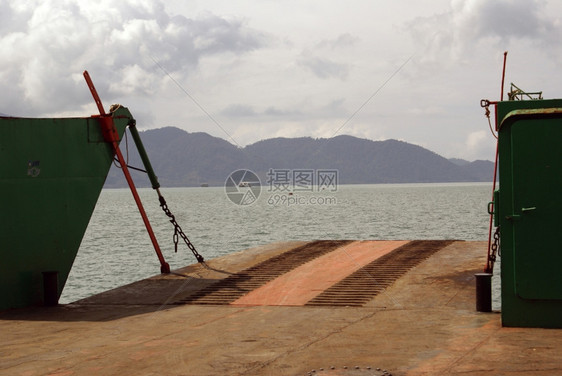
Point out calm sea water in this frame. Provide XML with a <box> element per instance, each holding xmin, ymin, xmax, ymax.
<box><xmin>61</xmin><ymin>183</ymin><xmax>499</xmax><ymax>307</ymax></box>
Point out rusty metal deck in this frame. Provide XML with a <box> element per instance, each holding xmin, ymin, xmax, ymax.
<box><xmin>306</xmin><ymin>240</ymin><xmax>455</xmax><ymax>307</ymax></box>
<box><xmin>2</xmin><ymin>240</ymin><xmax>561</xmax><ymax>376</ymax></box>
<box><xmin>174</xmin><ymin>240</ymin><xmax>454</xmax><ymax>308</ymax></box>
<box><xmin>174</xmin><ymin>240</ymin><xmax>353</xmax><ymax>305</ymax></box>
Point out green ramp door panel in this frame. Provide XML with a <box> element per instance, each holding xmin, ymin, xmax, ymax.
<box><xmin>510</xmin><ymin>118</ymin><xmax>562</xmax><ymax>300</ymax></box>
<box><xmin>0</xmin><ymin>107</ymin><xmax>132</xmax><ymax>310</ymax></box>
<box><xmin>497</xmin><ymin>99</ymin><xmax>562</xmax><ymax>328</ymax></box>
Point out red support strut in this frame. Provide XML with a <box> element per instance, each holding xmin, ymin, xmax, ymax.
<box><xmin>83</xmin><ymin>71</ymin><xmax>170</xmax><ymax>274</ymax></box>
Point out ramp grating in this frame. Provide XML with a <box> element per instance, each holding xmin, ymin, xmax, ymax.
<box><xmin>174</xmin><ymin>240</ymin><xmax>352</xmax><ymax>305</ymax></box>
<box><xmin>305</xmin><ymin>240</ymin><xmax>455</xmax><ymax>307</ymax></box>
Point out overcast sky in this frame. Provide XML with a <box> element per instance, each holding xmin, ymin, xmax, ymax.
<box><xmin>2</xmin><ymin>0</ymin><xmax>561</xmax><ymax>161</ymax></box>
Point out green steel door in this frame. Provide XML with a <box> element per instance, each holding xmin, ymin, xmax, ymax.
<box><xmin>510</xmin><ymin>118</ymin><xmax>562</xmax><ymax>300</ymax></box>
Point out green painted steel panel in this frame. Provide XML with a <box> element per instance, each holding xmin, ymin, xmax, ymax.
<box><xmin>497</xmin><ymin>99</ymin><xmax>562</xmax><ymax>328</ymax></box>
<box><xmin>511</xmin><ymin>118</ymin><xmax>562</xmax><ymax>299</ymax></box>
<box><xmin>0</xmin><ymin>107</ymin><xmax>132</xmax><ymax>310</ymax></box>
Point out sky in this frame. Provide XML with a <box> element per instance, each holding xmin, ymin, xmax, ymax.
<box><xmin>1</xmin><ymin>0</ymin><xmax>561</xmax><ymax>161</ymax></box>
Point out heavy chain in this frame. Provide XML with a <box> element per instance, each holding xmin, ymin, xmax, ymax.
<box><xmin>488</xmin><ymin>226</ymin><xmax>500</xmax><ymax>270</ymax></box>
<box><xmin>158</xmin><ymin>193</ymin><xmax>205</xmax><ymax>263</ymax></box>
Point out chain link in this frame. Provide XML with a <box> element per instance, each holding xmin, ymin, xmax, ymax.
<box><xmin>488</xmin><ymin>226</ymin><xmax>500</xmax><ymax>270</ymax></box>
<box><xmin>158</xmin><ymin>193</ymin><xmax>205</xmax><ymax>263</ymax></box>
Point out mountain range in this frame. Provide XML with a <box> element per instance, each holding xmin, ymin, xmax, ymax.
<box><xmin>104</xmin><ymin>126</ymin><xmax>494</xmax><ymax>188</ymax></box>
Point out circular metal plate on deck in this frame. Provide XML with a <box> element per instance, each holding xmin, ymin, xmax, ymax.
<box><xmin>304</xmin><ymin>366</ymin><xmax>392</xmax><ymax>376</ymax></box>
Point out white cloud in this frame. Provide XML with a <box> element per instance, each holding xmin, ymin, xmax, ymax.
<box><xmin>460</xmin><ymin>129</ymin><xmax>495</xmax><ymax>161</ymax></box>
<box><xmin>297</xmin><ymin>54</ymin><xmax>350</xmax><ymax>80</ymax></box>
<box><xmin>2</xmin><ymin>0</ymin><xmax>561</xmax><ymax>161</ymax></box>
<box><xmin>316</xmin><ymin>33</ymin><xmax>359</xmax><ymax>50</ymax></box>
<box><xmin>466</xmin><ymin>129</ymin><xmax>487</xmax><ymax>150</ymax></box>
<box><xmin>0</xmin><ymin>0</ymin><xmax>267</xmax><ymax>116</ymax></box>
<box><xmin>408</xmin><ymin>0</ymin><xmax>562</xmax><ymax>65</ymax></box>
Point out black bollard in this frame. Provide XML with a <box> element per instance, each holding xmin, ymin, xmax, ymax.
<box><xmin>475</xmin><ymin>272</ymin><xmax>492</xmax><ymax>312</ymax></box>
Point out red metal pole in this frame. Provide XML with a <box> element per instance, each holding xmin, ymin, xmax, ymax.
<box><xmin>83</xmin><ymin>70</ymin><xmax>106</xmax><ymax>116</ymax></box>
<box><xmin>485</xmin><ymin>53</ymin><xmax>506</xmax><ymax>273</ymax></box>
<box><xmin>110</xmin><ymin>138</ymin><xmax>170</xmax><ymax>273</ymax></box>
<box><xmin>485</xmin><ymin>137</ymin><xmax>499</xmax><ymax>273</ymax></box>
<box><xmin>83</xmin><ymin>71</ymin><xmax>170</xmax><ymax>274</ymax></box>
<box><xmin>500</xmin><ymin>51</ymin><xmax>508</xmax><ymax>101</ymax></box>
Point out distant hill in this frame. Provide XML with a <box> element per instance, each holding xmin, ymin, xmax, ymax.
<box><xmin>104</xmin><ymin>127</ymin><xmax>494</xmax><ymax>188</ymax></box>
<box><xmin>448</xmin><ymin>158</ymin><xmax>471</xmax><ymax>166</ymax></box>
